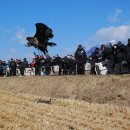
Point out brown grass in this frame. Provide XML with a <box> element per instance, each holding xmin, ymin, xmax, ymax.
<box><xmin>0</xmin><ymin>90</ymin><xmax>130</xmax><ymax>130</ymax></box>
<box><xmin>0</xmin><ymin>75</ymin><xmax>130</xmax><ymax>106</ymax></box>
<box><xmin>0</xmin><ymin>75</ymin><xmax>130</xmax><ymax>129</ymax></box>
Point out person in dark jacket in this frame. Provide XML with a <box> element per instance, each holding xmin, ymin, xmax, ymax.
<box><xmin>9</xmin><ymin>59</ymin><xmax>17</xmax><ymax>76</ymax></box>
<box><xmin>20</xmin><ymin>58</ymin><xmax>29</xmax><ymax>76</ymax></box>
<box><xmin>62</xmin><ymin>55</ymin><xmax>70</xmax><ymax>75</ymax></box>
<box><xmin>90</xmin><ymin>48</ymin><xmax>100</xmax><ymax>75</ymax></box>
<box><xmin>2</xmin><ymin>61</ymin><xmax>7</xmax><ymax>77</ymax></box>
<box><xmin>53</xmin><ymin>54</ymin><xmax>63</xmax><ymax>75</ymax></box>
<box><xmin>75</xmin><ymin>45</ymin><xmax>87</xmax><ymax>75</ymax></box>
<box><xmin>44</xmin><ymin>54</ymin><xmax>52</xmax><ymax>75</ymax></box>
<box><xmin>125</xmin><ymin>38</ymin><xmax>130</xmax><ymax>73</ymax></box>
<box><xmin>101</xmin><ymin>44</ymin><xmax>113</xmax><ymax>61</ymax></box>
<box><xmin>101</xmin><ymin>44</ymin><xmax>115</xmax><ymax>73</ymax></box>
<box><xmin>35</xmin><ymin>55</ymin><xmax>41</xmax><ymax>75</ymax></box>
<box><xmin>68</xmin><ymin>55</ymin><xmax>76</xmax><ymax>75</ymax></box>
<box><xmin>114</xmin><ymin>42</ymin><xmax>126</xmax><ymax>74</ymax></box>
<box><xmin>0</xmin><ymin>60</ymin><xmax>3</xmax><ymax>77</ymax></box>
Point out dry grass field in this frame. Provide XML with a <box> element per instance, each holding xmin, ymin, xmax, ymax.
<box><xmin>0</xmin><ymin>74</ymin><xmax>130</xmax><ymax>130</ymax></box>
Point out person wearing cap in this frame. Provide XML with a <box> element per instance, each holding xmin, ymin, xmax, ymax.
<box><xmin>125</xmin><ymin>38</ymin><xmax>130</xmax><ymax>73</ymax></box>
<box><xmin>74</xmin><ymin>45</ymin><xmax>87</xmax><ymax>75</ymax></box>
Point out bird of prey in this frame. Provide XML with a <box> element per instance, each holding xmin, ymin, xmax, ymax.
<box><xmin>26</xmin><ymin>23</ymin><xmax>57</xmax><ymax>54</ymax></box>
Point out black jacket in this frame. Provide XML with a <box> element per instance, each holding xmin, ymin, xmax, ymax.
<box><xmin>21</xmin><ymin>61</ymin><xmax>29</xmax><ymax>68</ymax></box>
<box><xmin>10</xmin><ymin>61</ymin><xmax>17</xmax><ymax>69</ymax></box>
<box><xmin>125</xmin><ymin>44</ymin><xmax>130</xmax><ymax>62</ymax></box>
<box><xmin>75</xmin><ymin>49</ymin><xmax>87</xmax><ymax>64</ymax></box>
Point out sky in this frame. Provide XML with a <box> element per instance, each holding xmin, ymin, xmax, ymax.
<box><xmin>0</xmin><ymin>0</ymin><xmax>130</xmax><ymax>61</ymax></box>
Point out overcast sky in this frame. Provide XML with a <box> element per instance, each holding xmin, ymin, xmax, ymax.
<box><xmin>0</xmin><ymin>0</ymin><xmax>130</xmax><ymax>61</ymax></box>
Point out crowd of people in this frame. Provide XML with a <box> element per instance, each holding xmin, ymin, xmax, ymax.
<box><xmin>0</xmin><ymin>44</ymin><xmax>87</xmax><ymax>77</ymax></box>
<box><xmin>89</xmin><ymin>38</ymin><xmax>130</xmax><ymax>75</ymax></box>
<box><xmin>0</xmin><ymin>38</ymin><xmax>130</xmax><ymax>77</ymax></box>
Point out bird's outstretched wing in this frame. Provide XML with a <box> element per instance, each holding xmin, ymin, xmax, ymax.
<box><xmin>34</xmin><ymin>23</ymin><xmax>48</xmax><ymax>38</ymax></box>
<box><xmin>34</xmin><ymin>23</ymin><xmax>53</xmax><ymax>42</ymax></box>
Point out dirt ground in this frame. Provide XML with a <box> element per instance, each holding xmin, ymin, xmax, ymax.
<box><xmin>0</xmin><ymin>74</ymin><xmax>130</xmax><ymax>130</ymax></box>
<box><xmin>0</xmin><ymin>74</ymin><xmax>130</xmax><ymax>106</ymax></box>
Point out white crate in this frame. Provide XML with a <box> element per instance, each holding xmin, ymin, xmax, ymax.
<box><xmin>53</xmin><ymin>65</ymin><xmax>59</xmax><ymax>72</ymax></box>
<box><xmin>24</xmin><ymin>68</ymin><xmax>32</xmax><ymax>76</ymax></box>
<box><xmin>95</xmin><ymin>62</ymin><xmax>108</xmax><ymax>75</ymax></box>
<box><xmin>85</xmin><ymin>63</ymin><xmax>91</xmax><ymax>70</ymax></box>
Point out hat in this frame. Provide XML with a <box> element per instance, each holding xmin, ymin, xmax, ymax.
<box><xmin>117</xmin><ymin>41</ymin><xmax>122</xmax><ymax>45</ymax></box>
<box><xmin>101</xmin><ymin>44</ymin><xmax>105</xmax><ymax>49</ymax></box>
<box><xmin>78</xmin><ymin>45</ymin><xmax>82</xmax><ymax>48</ymax></box>
<box><xmin>23</xmin><ymin>58</ymin><xmax>26</xmax><ymax>61</ymax></box>
<box><xmin>110</xmin><ymin>40</ymin><xmax>117</xmax><ymax>47</ymax></box>
<box><xmin>95</xmin><ymin>47</ymin><xmax>99</xmax><ymax>51</ymax></box>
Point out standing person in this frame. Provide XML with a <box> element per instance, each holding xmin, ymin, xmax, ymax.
<box><xmin>62</xmin><ymin>55</ymin><xmax>70</xmax><ymax>75</ymax></box>
<box><xmin>20</xmin><ymin>58</ymin><xmax>29</xmax><ymax>76</ymax></box>
<box><xmin>53</xmin><ymin>54</ymin><xmax>63</xmax><ymax>75</ymax></box>
<box><xmin>35</xmin><ymin>55</ymin><xmax>41</xmax><ymax>75</ymax></box>
<box><xmin>9</xmin><ymin>59</ymin><xmax>17</xmax><ymax>76</ymax></box>
<box><xmin>75</xmin><ymin>45</ymin><xmax>87</xmax><ymax>75</ymax></box>
<box><xmin>114</xmin><ymin>42</ymin><xmax>126</xmax><ymax>74</ymax></box>
<box><xmin>31</xmin><ymin>58</ymin><xmax>35</xmax><ymax>75</ymax></box>
<box><xmin>90</xmin><ymin>48</ymin><xmax>100</xmax><ymax>75</ymax></box>
<box><xmin>125</xmin><ymin>38</ymin><xmax>130</xmax><ymax>73</ymax></box>
<box><xmin>39</xmin><ymin>55</ymin><xmax>45</xmax><ymax>75</ymax></box>
<box><xmin>6</xmin><ymin>60</ymin><xmax>11</xmax><ymax>77</ymax></box>
<box><xmin>44</xmin><ymin>54</ymin><xmax>52</xmax><ymax>75</ymax></box>
<box><xmin>68</xmin><ymin>55</ymin><xmax>76</xmax><ymax>75</ymax></box>
<box><xmin>101</xmin><ymin>44</ymin><xmax>115</xmax><ymax>73</ymax></box>
<box><xmin>2</xmin><ymin>61</ymin><xmax>7</xmax><ymax>77</ymax></box>
<box><xmin>0</xmin><ymin>60</ymin><xmax>3</xmax><ymax>77</ymax></box>
<box><xmin>101</xmin><ymin>44</ymin><xmax>112</xmax><ymax>61</ymax></box>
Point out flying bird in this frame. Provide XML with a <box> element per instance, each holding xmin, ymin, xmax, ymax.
<box><xmin>26</xmin><ymin>23</ymin><xmax>57</xmax><ymax>54</ymax></box>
